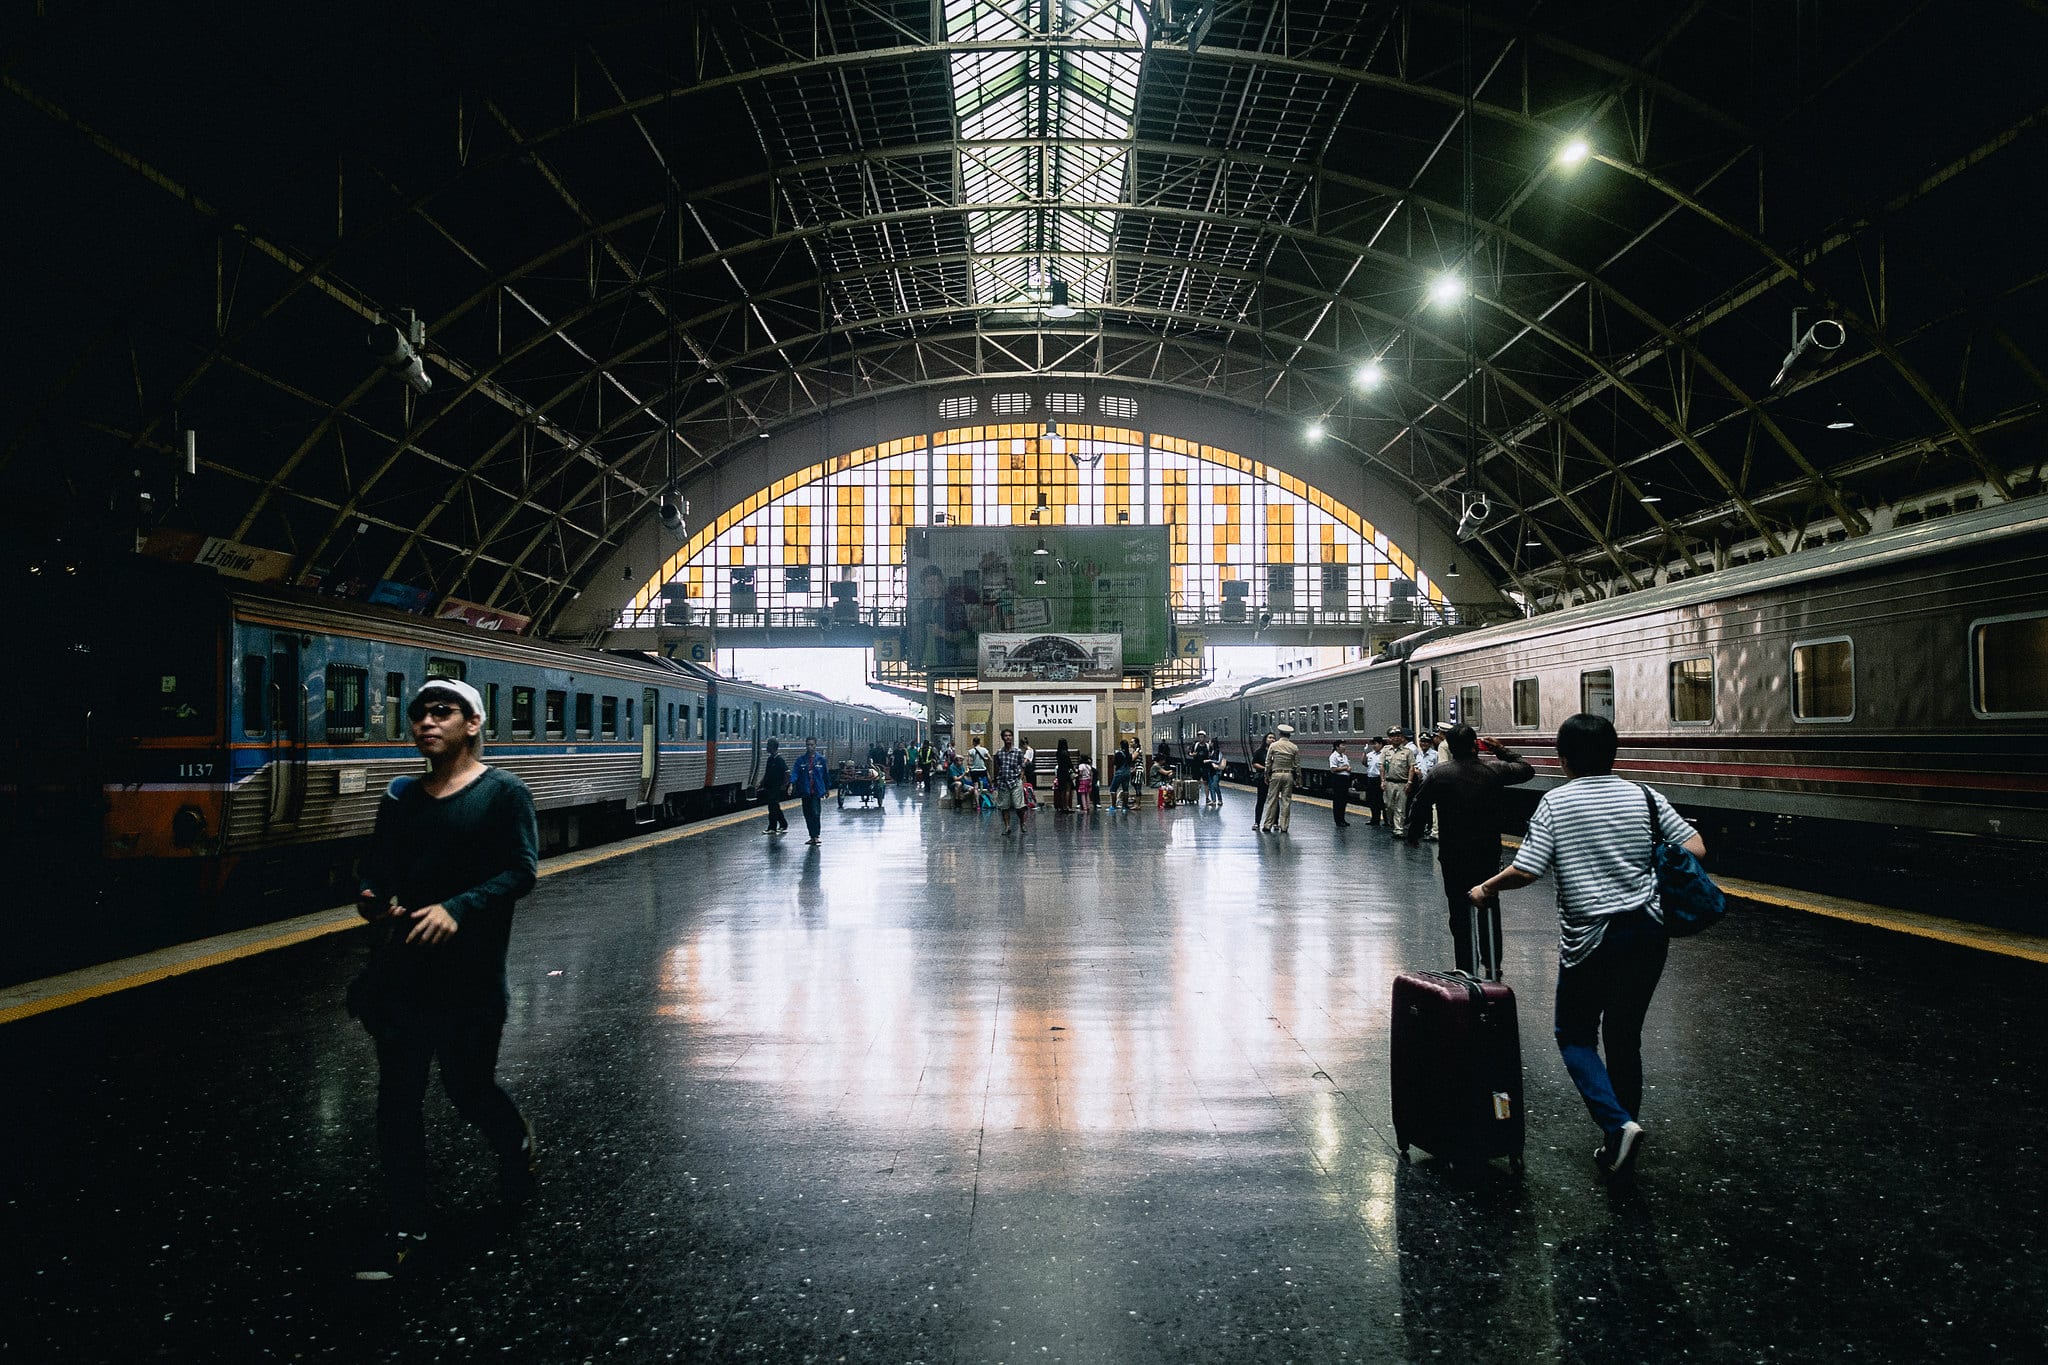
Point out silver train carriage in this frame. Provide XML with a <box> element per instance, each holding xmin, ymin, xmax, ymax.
<box><xmin>1161</xmin><ymin>497</ymin><xmax>2048</xmax><ymax>839</ymax></box>
<box><xmin>5</xmin><ymin>559</ymin><xmax>917</xmax><ymax>906</ymax></box>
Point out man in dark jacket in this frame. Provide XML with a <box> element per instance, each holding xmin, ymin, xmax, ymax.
<box><xmin>760</xmin><ymin>739</ymin><xmax>790</xmax><ymax>835</ymax></box>
<box><xmin>1249</xmin><ymin>732</ymin><xmax>1272</xmax><ymax>828</ymax></box>
<box><xmin>1407</xmin><ymin>724</ymin><xmax>1534</xmax><ymax>973</ymax></box>
<box><xmin>353</xmin><ymin>678</ymin><xmax>540</xmax><ymax>1281</ymax></box>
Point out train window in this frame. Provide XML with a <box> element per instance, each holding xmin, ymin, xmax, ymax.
<box><xmin>1579</xmin><ymin>669</ymin><xmax>1616</xmax><ymax>723</ymax></box>
<box><xmin>241</xmin><ymin>656</ymin><xmax>267</xmax><ymax>736</ymax></box>
<box><xmin>486</xmin><ymin>683</ymin><xmax>501</xmax><ymax>739</ymax></box>
<box><xmin>325</xmin><ymin>665</ymin><xmax>368</xmax><ymax>742</ymax></box>
<box><xmin>544</xmin><ymin>690</ymin><xmax>565</xmax><ymax>739</ymax></box>
<box><xmin>666</xmin><ymin>702</ymin><xmax>675</xmax><ymax>739</ymax></box>
<box><xmin>384</xmin><ymin>672</ymin><xmax>408</xmax><ymax>740</ymax></box>
<box><xmin>1669</xmin><ymin>658</ymin><xmax>1714</xmax><ymax>724</ymax></box>
<box><xmin>625</xmin><ymin>697</ymin><xmax>634</xmax><ymax>737</ymax></box>
<box><xmin>1512</xmin><ymin>678</ymin><xmax>1540</xmax><ymax>728</ymax></box>
<box><xmin>1791</xmin><ymin>638</ymin><xmax>1855</xmax><ymax>722</ymax></box>
<box><xmin>695</xmin><ymin>699</ymin><xmax>705</xmax><ymax>738</ymax></box>
<box><xmin>720</xmin><ymin>707</ymin><xmax>729</xmax><ymax>736</ymax></box>
<box><xmin>425</xmin><ymin>657</ymin><xmax>465</xmax><ymax>682</ymax></box>
<box><xmin>1972</xmin><ymin>613</ymin><xmax>2048</xmax><ymax>717</ymax></box>
<box><xmin>1459</xmin><ymin>686</ymin><xmax>1482</xmax><ymax>731</ymax></box>
<box><xmin>513</xmin><ymin>687</ymin><xmax>535</xmax><ymax>738</ymax></box>
<box><xmin>1352</xmin><ymin>702</ymin><xmax>1365</xmax><ymax>732</ymax></box>
<box><xmin>600</xmin><ymin>696</ymin><xmax>618</xmax><ymax>739</ymax></box>
<box><xmin>574</xmin><ymin>693</ymin><xmax>594</xmax><ymax>739</ymax></box>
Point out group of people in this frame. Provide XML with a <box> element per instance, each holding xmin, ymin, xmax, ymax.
<box><xmin>342</xmin><ymin>678</ymin><xmax>1705</xmax><ymax>1281</ymax></box>
<box><xmin>1234</xmin><ymin>711</ymin><xmax>1702</xmax><ymax>1181</ymax></box>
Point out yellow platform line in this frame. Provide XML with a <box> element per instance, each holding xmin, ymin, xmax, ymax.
<box><xmin>1245</xmin><ymin>788</ymin><xmax>2048</xmax><ymax>965</ymax></box>
<box><xmin>0</xmin><ymin>805</ymin><xmax>763</xmax><ymax>1028</ymax></box>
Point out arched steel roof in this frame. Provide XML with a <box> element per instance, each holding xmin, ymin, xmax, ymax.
<box><xmin>4</xmin><ymin>0</ymin><xmax>2044</xmax><ymax>631</ymax></box>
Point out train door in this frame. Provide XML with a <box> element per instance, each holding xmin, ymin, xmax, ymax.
<box><xmin>639</xmin><ymin>687</ymin><xmax>660</xmax><ymax>805</ymax></box>
<box><xmin>263</xmin><ymin>634</ymin><xmax>307</xmax><ymax>825</ymax></box>
<box><xmin>748</xmin><ymin>702</ymin><xmax>764</xmax><ymax>786</ymax></box>
<box><xmin>1411</xmin><ymin>667</ymin><xmax>1436</xmax><ymax>737</ymax></box>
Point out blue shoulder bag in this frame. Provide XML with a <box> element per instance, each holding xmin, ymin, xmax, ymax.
<box><xmin>1642</xmin><ymin>786</ymin><xmax>1725</xmax><ymax>937</ymax></box>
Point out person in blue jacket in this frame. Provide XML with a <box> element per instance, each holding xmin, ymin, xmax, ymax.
<box><xmin>790</xmin><ymin>735</ymin><xmax>832</xmax><ymax>845</ymax></box>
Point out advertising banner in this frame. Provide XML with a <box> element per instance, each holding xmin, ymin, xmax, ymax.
<box><xmin>1015</xmin><ymin>696</ymin><xmax>1098</xmax><ymax>731</ymax></box>
<box><xmin>436</xmin><ymin>596</ymin><xmax>533</xmax><ymax>634</ymax></box>
<box><xmin>978</xmin><ymin>632</ymin><xmax>1123</xmax><ymax>682</ymax></box>
<box><xmin>906</xmin><ymin>525</ymin><xmax>1170</xmax><ymax>671</ymax></box>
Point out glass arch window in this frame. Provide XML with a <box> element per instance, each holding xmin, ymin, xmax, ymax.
<box><xmin>625</xmin><ymin>426</ymin><xmax>1446</xmax><ymax>626</ymax></box>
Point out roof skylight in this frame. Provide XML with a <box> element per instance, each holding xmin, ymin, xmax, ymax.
<box><xmin>945</xmin><ymin>0</ymin><xmax>1142</xmax><ymax>310</ymax></box>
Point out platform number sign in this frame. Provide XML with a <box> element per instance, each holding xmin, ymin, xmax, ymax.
<box><xmin>1179</xmin><ymin>633</ymin><xmax>1206</xmax><ymax>659</ymax></box>
<box><xmin>666</xmin><ymin>628</ymin><xmax>716</xmax><ymax>665</ymax></box>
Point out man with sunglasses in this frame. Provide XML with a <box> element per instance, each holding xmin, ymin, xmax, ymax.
<box><xmin>351</xmin><ymin>678</ymin><xmax>539</xmax><ymax>1281</ymax></box>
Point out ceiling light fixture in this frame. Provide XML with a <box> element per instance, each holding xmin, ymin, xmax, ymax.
<box><xmin>1353</xmin><ymin>360</ymin><xmax>1384</xmax><ymax>391</ymax></box>
<box><xmin>1826</xmin><ymin>404</ymin><xmax>1856</xmax><ymax>431</ymax></box>
<box><xmin>1034</xmin><ymin>538</ymin><xmax>1050</xmax><ymax>557</ymax></box>
<box><xmin>1429</xmin><ymin>274</ymin><xmax>1466</xmax><ymax>307</ymax></box>
<box><xmin>1041</xmin><ymin>419</ymin><xmax>1067</xmax><ymax>455</ymax></box>
<box><xmin>1305</xmin><ymin>420</ymin><xmax>1327</xmax><ymax>441</ymax></box>
<box><xmin>1446</xmin><ymin>561</ymin><xmax>1460</xmax><ymax>579</ymax></box>
<box><xmin>1033</xmin><ymin>564</ymin><xmax>1048</xmax><ymax>586</ymax></box>
<box><xmin>1045</xmin><ymin>280</ymin><xmax>1076</xmax><ymax>319</ymax></box>
<box><xmin>1557</xmin><ymin>137</ymin><xmax>1591</xmax><ymax>167</ymax></box>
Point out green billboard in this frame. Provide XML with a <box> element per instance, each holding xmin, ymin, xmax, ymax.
<box><xmin>905</xmin><ymin>525</ymin><xmax>1171</xmax><ymax>672</ymax></box>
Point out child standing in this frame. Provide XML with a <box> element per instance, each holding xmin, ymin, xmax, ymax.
<box><xmin>1075</xmin><ymin>758</ymin><xmax>1095</xmax><ymax>815</ymax></box>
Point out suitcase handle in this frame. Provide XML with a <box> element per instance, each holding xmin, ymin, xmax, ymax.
<box><xmin>1464</xmin><ymin>896</ymin><xmax>1505</xmax><ymax>984</ymax></box>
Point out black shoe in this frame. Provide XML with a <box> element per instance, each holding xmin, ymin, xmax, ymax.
<box><xmin>1596</xmin><ymin>1121</ymin><xmax>1646</xmax><ymax>1178</ymax></box>
<box><xmin>354</xmin><ymin>1231</ymin><xmax>429</xmax><ymax>1281</ymax></box>
<box><xmin>501</xmin><ymin>1115</ymin><xmax>539</xmax><ymax>1205</ymax></box>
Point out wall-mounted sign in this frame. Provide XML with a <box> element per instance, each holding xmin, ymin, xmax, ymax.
<box><xmin>978</xmin><ymin>632</ymin><xmax>1123</xmax><ymax>682</ymax></box>
<box><xmin>1016</xmin><ymin>696</ymin><xmax>1098</xmax><ymax>730</ymax></box>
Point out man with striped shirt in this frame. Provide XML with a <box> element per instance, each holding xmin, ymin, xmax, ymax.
<box><xmin>1472</xmin><ymin>713</ymin><xmax>1706</xmax><ymax>1181</ymax></box>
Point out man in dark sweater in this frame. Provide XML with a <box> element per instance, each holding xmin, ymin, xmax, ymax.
<box><xmin>760</xmin><ymin>738</ymin><xmax>790</xmax><ymax>834</ymax></box>
<box><xmin>1407</xmin><ymin>724</ymin><xmax>1534</xmax><ymax>974</ymax></box>
<box><xmin>352</xmin><ymin>678</ymin><xmax>539</xmax><ymax>1280</ymax></box>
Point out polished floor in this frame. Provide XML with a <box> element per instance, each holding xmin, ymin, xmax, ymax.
<box><xmin>4</xmin><ymin>785</ymin><xmax>2046</xmax><ymax>1363</ymax></box>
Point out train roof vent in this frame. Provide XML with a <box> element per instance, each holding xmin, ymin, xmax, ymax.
<box><xmin>1895</xmin><ymin>507</ymin><xmax>1925</xmax><ymax>526</ymax></box>
<box><xmin>1952</xmin><ymin>493</ymin><xmax>1982</xmax><ymax>513</ymax></box>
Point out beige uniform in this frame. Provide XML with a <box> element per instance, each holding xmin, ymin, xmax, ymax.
<box><xmin>1381</xmin><ymin>741</ymin><xmax>1418</xmax><ymax>836</ymax></box>
<box><xmin>1263</xmin><ymin>738</ymin><xmax>1301</xmax><ymax>831</ymax></box>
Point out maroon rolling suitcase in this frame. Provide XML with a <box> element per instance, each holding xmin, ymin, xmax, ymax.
<box><xmin>1390</xmin><ymin>899</ymin><xmax>1525</xmax><ymax>1171</ymax></box>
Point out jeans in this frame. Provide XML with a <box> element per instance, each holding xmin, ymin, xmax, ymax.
<box><xmin>1252</xmin><ymin>780</ymin><xmax>1267</xmax><ymax>827</ymax></box>
<box><xmin>375</xmin><ymin>1009</ymin><xmax>526</xmax><ymax>1230</ymax></box>
<box><xmin>1553</xmin><ymin>907</ymin><xmax>1668</xmax><ymax>1135</ymax></box>
<box><xmin>1205</xmin><ymin>769</ymin><xmax>1222</xmax><ymax>803</ymax></box>
<box><xmin>801</xmin><ymin>794</ymin><xmax>823</xmax><ymax>838</ymax></box>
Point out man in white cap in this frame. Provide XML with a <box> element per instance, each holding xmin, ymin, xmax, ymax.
<box><xmin>351</xmin><ymin>677</ymin><xmax>540</xmax><ymax>1280</ymax></box>
<box><xmin>1261</xmin><ymin>723</ymin><xmax>1301</xmax><ymax>833</ymax></box>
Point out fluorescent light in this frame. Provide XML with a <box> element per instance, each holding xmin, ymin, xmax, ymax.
<box><xmin>1557</xmin><ymin>137</ymin><xmax>1591</xmax><ymax>167</ymax></box>
<box><xmin>1353</xmin><ymin>360</ymin><xmax>1384</xmax><ymax>391</ymax></box>
<box><xmin>1429</xmin><ymin>274</ymin><xmax>1466</xmax><ymax>307</ymax></box>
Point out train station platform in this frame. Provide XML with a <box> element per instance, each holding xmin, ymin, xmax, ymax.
<box><xmin>4</xmin><ymin>785</ymin><xmax>2044</xmax><ymax>1362</ymax></box>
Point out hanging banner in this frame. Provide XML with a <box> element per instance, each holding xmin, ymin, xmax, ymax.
<box><xmin>906</xmin><ymin>525</ymin><xmax>1170</xmax><ymax>669</ymax></box>
<box><xmin>978</xmin><ymin>632</ymin><xmax>1123</xmax><ymax>682</ymax></box>
<box><xmin>1015</xmin><ymin>696</ymin><xmax>1098</xmax><ymax>730</ymax></box>
<box><xmin>436</xmin><ymin>596</ymin><xmax>533</xmax><ymax>634</ymax></box>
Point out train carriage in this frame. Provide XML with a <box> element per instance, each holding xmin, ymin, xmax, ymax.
<box><xmin>5</xmin><ymin>557</ymin><xmax>917</xmax><ymax>914</ymax></box>
<box><xmin>1155</xmin><ymin>497</ymin><xmax>2048</xmax><ymax>841</ymax></box>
